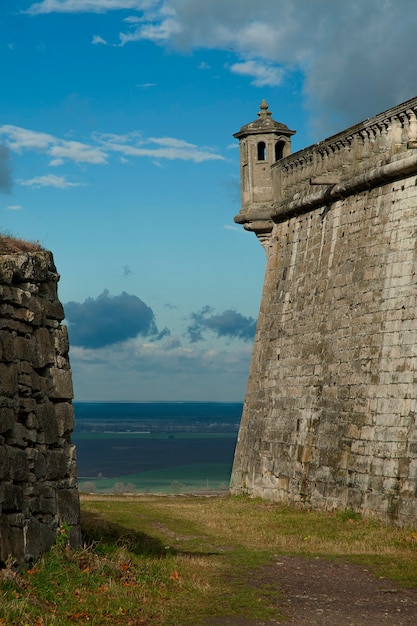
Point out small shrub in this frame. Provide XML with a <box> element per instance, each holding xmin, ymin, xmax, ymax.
<box><xmin>339</xmin><ymin>508</ymin><xmax>362</xmax><ymax>522</ymax></box>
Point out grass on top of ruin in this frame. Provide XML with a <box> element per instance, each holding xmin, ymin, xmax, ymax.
<box><xmin>0</xmin><ymin>232</ymin><xmax>43</xmax><ymax>254</ymax></box>
<box><xmin>2</xmin><ymin>494</ymin><xmax>417</xmax><ymax>625</ymax></box>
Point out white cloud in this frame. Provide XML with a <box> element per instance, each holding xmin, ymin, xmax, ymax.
<box><xmin>119</xmin><ymin>16</ymin><xmax>181</xmax><ymax>45</ymax></box>
<box><xmin>148</xmin><ymin>137</ymin><xmax>196</xmax><ymax>149</ymax></box>
<box><xmin>7</xmin><ymin>204</ymin><xmax>23</xmax><ymax>210</ymax></box>
<box><xmin>18</xmin><ymin>174</ymin><xmax>82</xmax><ymax>188</ymax></box>
<box><xmin>123</xmin><ymin>15</ymin><xmax>142</xmax><ymax>23</ymax></box>
<box><xmin>70</xmin><ymin>337</ymin><xmax>252</xmax><ymax>401</ymax></box>
<box><xmin>0</xmin><ymin>125</ymin><xmax>56</xmax><ymax>153</ymax></box>
<box><xmin>23</xmin><ymin>0</ymin><xmax>417</xmax><ymax>132</ymax></box>
<box><xmin>229</xmin><ymin>60</ymin><xmax>284</xmax><ymax>87</ymax></box>
<box><xmin>92</xmin><ymin>34</ymin><xmax>107</xmax><ymax>44</ymax></box>
<box><xmin>0</xmin><ymin>125</ymin><xmax>224</xmax><ymax>172</ymax></box>
<box><xmin>0</xmin><ymin>125</ymin><xmax>108</xmax><ymax>166</ymax></box>
<box><xmin>25</xmin><ymin>0</ymin><xmax>154</xmax><ymax>15</ymax></box>
<box><xmin>49</xmin><ymin>141</ymin><xmax>108</xmax><ymax>165</ymax></box>
<box><xmin>94</xmin><ymin>132</ymin><xmax>224</xmax><ymax>163</ymax></box>
<box><xmin>92</xmin><ymin>0</ymin><xmax>417</xmax><ymax>135</ymax></box>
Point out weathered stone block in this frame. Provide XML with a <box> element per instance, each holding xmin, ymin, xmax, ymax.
<box><xmin>0</xmin><ymin>408</ymin><xmax>15</xmax><ymax>435</ymax></box>
<box><xmin>24</xmin><ymin>518</ymin><xmax>56</xmax><ymax>562</ymax></box>
<box><xmin>53</xmin><ymin>325</ymin><xmax>70</xmax><ymax>356</ymax></box>
<box><xmin>57</xmin><ymin>488</ymin><xmax>81</xmax><ymax>527</ymax></box>
<box><xmin>36</xmin><ymin>403</ymin><xmax>59</xmax><ymax>444</ymax></box>
<box><xmin>0</xmin><ymin>521</ymin><xmax>24</xmax><ymax>563</ymax></box>
<box><xmin>44</xmin><ymin>299</ymin><xmax>65</xmax><ymax>323</ymax></box>
<box><xmin>0</xmin><ymin>330</ymin><xmax>15</xmax><ymax>362</ymax></box>
<box><xmin>0</xmin><ymin>447</ymin><xmax>10</xmax><ymax>480</ymax></box>
<box><xmin>14</xmin><ymin>335</ymin><xmax>35</xmax><ymax>363</ymax></box>
<box><xmin>32</xmin><ymin>328</ymin><xmax>53</xmax><ymax>369</ymax></box>
<box><xmin>26</xmin><ymin>448</ymin><xmax>47</xmax><ymax>479</ymax></box>
<box><xmin>28</xmin><ymin>483</ymin><xmax>57</xmax><ymax>515</ymax></box>
<box><xmin>55</xmin><ymin>402</ymin><xmax>75</xmax><ymax>436</ymax></box>
<box><xmin>2</xmin><ymin>484</ymin><xmax>24</xmax><ymax>512</ymax></box>
<box><xmin>48</xmin><ymin>367</ymin><xmax>73</xmax><ymax>400</ymax></box>
<box><xmin>0</xmin><ymin>363</ymin><xmax>18</xmax><ymax>397</ymax></box>
<box><xmin>45</xmin><ymin>449</ymin><xmax>70</xmax><ymax>480</ymax></box>
<box><xmin>7</xmin><ymin>422</ymin><xmax>34</xmax><ymax>448</ymax></box>
<box><xmin>8</xmin><ymin>448</ymin><xmax>29</xmax><ymax>481</ymax></box>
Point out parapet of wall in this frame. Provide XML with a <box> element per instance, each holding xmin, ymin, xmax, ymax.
<box><xmin>0</xmin><ymin>251</ymin><xmax>81</xmax><ymax>564</ymax></box>
<box><xmin>271</xmin><ymin>97</ymin><xmax>417</xmax><ymax>212</ymax></box>
<box><xmin>231</xmin><ymin>97</ymin><xmax>417</xmax><ymax>525</ymax></box>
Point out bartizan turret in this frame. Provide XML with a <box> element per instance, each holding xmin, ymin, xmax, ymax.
<box><xmin>233</xmin><ymin>100</ymin><xmax>295</xmax><ymax>250</ymax></box>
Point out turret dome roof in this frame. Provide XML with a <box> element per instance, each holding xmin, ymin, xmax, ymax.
<box><xmin>234</xmin><ymin>100</ymin><xmax>295</xmax><ymax>139</ymax></box>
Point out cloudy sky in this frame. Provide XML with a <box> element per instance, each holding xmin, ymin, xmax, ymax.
<box><xmin>1</xmin><ymin>0</ymin><xmax>416</xmax><ymax>401</ymax></box>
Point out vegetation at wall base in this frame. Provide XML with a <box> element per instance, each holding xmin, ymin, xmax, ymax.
<box><xmin>1</xmin><ymin>495</ymin><xmax>417</xmax><ymax>625</ymax></box>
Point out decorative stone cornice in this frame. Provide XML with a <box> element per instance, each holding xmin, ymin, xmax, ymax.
<box><xmin>271</xmin><ymin>96</ymin><xmax>417</xmax><ymax>211</ymax></box>
<box><xmin>272</xmin><ymin>150</ymin><xmax>417</xmax><ymax>222</ymax></box>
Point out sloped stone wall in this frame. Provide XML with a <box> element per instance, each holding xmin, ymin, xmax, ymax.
<box><xmin>231</xmin><ymin>97</ymin><xmax>417</xmax><ymax>525</ymax></box>
<box><xmin>0</xmin><ymin>251</ymin><xmax>81</xmax><ymax>564</ymax></box>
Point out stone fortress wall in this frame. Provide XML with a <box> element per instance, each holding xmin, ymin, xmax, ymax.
<box><xmin>230</xmin><ymin>97</ymin><xmax>417</xmax><ymax>525</ymax></box>
<box><xmin>0</xmin><ymin>250</ymin><xmax>80</xmax><ymax>564</ymax></box>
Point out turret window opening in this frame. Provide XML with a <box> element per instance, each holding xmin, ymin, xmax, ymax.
<box><xmin>257</xmin><ymin>141</ymin><xmax>266</xmax><ymax>161</ymax></box>
<box><xmin>275</xmin><ymin>140</ymin><xmax>286</xmax><ymax>161</ymax></box>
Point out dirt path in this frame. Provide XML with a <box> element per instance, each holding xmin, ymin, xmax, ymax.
<box><xmin>209</xmin><ymin>556</ymin><xmax>417</xmax><ymax>625</ymax></box>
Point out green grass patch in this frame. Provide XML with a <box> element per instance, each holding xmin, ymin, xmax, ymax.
<box><xmin>2</xmin><ymin>495</ymin><xmax>417</xmax><ymax>625</ymax></box>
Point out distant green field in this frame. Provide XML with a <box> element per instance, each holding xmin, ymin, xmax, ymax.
<box><xmin>73</xmin><ymin>429</ymin><xmax>237</xmax><ymax>494</ymax></box>
<box><xmin>78</xmin><ymin>462</ymin><xmax>232</xmax><ymax>494</ymax></box>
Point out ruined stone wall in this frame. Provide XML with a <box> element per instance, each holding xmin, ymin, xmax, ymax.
<box><xmin>231</xmin><ymin>99</ymin><xmax>417</xmax><ymax>525</ymax></box>
<box><xmin>0</xmin><ymin>251</ymin><xmax>81</xmax><ymax>564</ymax></box>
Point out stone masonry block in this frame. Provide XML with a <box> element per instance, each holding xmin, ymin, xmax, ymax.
<box><xmin>0</xmin><ymin>521</ymin><xmax>24</xmax><ymax>563</ymax></box>
<box><xmin>24</xmin><ymin>518</ymin><xmax>56</xmax><ymax>562</ymax></box>
<box><xmin>53</xmin><ymin>325</ymin><xmax>70</xmax><ymax>356</ymax></box>
<box><xmin>26</xmin><ymin>448</ymin><xmax>47</xmax><ymax>480</ymax></box>
<box><xmin>36</xmin><ymin>403</ymin><xmax>59</xmax><ymax>445</ymax></box>
<box><xmin>14</xmin><ymin>335</ymin><xmax>35</xmax><ymax>363</ymax></box>
<box><xmin>33</xmin><ymin>327</ymin><xmax>54</xmax><ymax>369</ymax></box>
<box><xmin>8</xmin><ymin>448</ymin><xmax>29</xmax><ymax>482</ymax></box>
<box><xmin>2</xmin><ymin>484</ymin><xmax>24</xmax><ymax>512</ymax></box>
<box><xmin>47</xmin><ymin>367</ymin><xmax>73</xmax><ymax>400</ymax></box>
<box><xmin>54</xmin><ymin>402</ymin><xmax>75</xmax><ymax>436</ymax></box>
<box><xmin>0</xmin><ymin>447</ymin><xmax>10</xmax><ymax>480</ymax></box>
<box><xmin>0</xmin><ymin>363</ymin><xmax>18</xmax><ymax>398</ymax></box>
<box><xmin>0</xmin><ymin>330</ymin><xmax>15</xmax><ymax>362</ymax></box>
<box><xmin>45</xmin><ymin>449</ymin><xmax>70</xmax><ymax>480</ymax></box>
<box><xmin>0</xmin><ymin>409</ymin><xmax>15</xmax><ymax>435</ymax></box>
<box><xmin>57</xmin><ymin>488</ymin><xmax>81</xmax><ymax>527</ymax></box>
<box><xmin>44</xmin><ymin>299</ymin><xmax>65</xmax><ymax>323</ymax></box>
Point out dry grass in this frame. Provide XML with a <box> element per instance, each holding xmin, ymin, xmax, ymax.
<box><xmin>81</xmin><ymin>494</ymin><xmax>417</xmax><ymax>583</ymax></box>
<box><xmin>0</xmin><ymin>233</ymin><xmax>43</xmax><ymax>254</ymax></box>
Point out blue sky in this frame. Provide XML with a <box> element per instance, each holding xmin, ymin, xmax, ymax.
<box><xmin>1</xmin><ymin>0</ymin><xmax>416</xmax><ymax>401</ymax></box>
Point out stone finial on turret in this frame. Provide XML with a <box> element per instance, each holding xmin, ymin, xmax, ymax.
<box><xmin>258</xmin><ymin>100</ymin><xmax>272</xmax><ymax>119</ymax></box>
